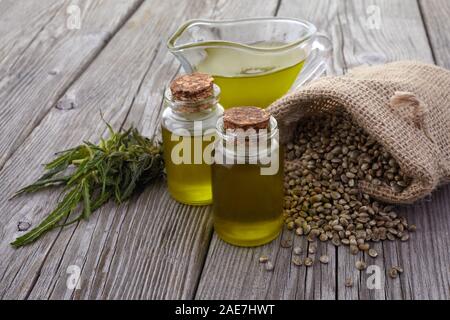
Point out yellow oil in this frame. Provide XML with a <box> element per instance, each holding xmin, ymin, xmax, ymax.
<box><xmin>211</xmin><ymin>162</ymin><xmax>284</xmax><ymax>247</ymax></box>
<box><xmin>197</xmin><ymin>43</ymin><xmax>305</xmax><ymax>108</ymax></box>
<box><xmin>162</xmin><ymin>126</ymin><xmax>213</xmax><ymax>205</ymax></box>
<box><xmin>212</xmin><ymin>62</ymin><xmax>304</xmax><ymax>108</ymax></box>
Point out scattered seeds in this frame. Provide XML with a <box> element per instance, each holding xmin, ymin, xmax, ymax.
<box><xmin>387</xmin><ymin>233</ymin><xmax>395</xmax><ymax>241</ymax></box>
<box><xmin>319</xmin><ymin>255</ymin><xmax>329</xmax><ymax>264</ymax></box>
<box><xmin>283</xmin><ymin>113</ymin><xmax>413</xmax><ymax>257</ymax></box>
<box><xmin>259</xmin><ymin>255</ymin><xmax>269</xmax><ymax>263</ymax></box>
<box><xmin>350</xmin><ymin>245</ymin><xmax>359</xmax><ymax>255</ymax></box>
<box><xmin>259</xmin><ymin>112</ymin><xmax>419</xmax><ymax>275</ymax></box>
<box><xmin>393</xmin><ymin>266</ymin><xmax>404</xmax><ymax>273</ymax></box>
<box><xmin>308</xmin><ymin>243</ymin><xmax>317</xmax><ymax>254</ymax></box>
<box><xmin>287</xmin><ymin>221</ymin><xmax>295</xmax><ymax>230</ymax></box>
<box><xmin>389</xmin><ymin>267</ymin><xmax>399</xmax><ymax>278</ymax></box>
<box><xmin>355</xmin><ymin>260</ymin><xmax>367</xmax><ymax>270</ymax></box>
<box><xmin>304</xmin><ymin>257</ymin><xmax>314</xmax><ymax>267</ymax></box>
<box><xmin>368</xmin><ymin>248</ymin><xmax>378</xmax><ymax>258</ymax></box>
<box><xmin>281</xmin><ymin>239</ymin><xmax>293</xmax><ymax>248</ymax></box>
<box><xmin>358</xmin><ymin>243</ymin><xmax>370</xmax><ymax>251</ymax></box>
<box><xmin>331</xmin><ymin>237</ymin><xmax>341</xmax><ymax>247</ymax></box>
<box><xmin>292</xmin><ymin>256</ymin><xmax>303</xmax><ymax>266</ymax></box>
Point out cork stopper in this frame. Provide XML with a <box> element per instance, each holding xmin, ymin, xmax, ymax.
<box><xmin>223</xmin><ymin>107</ymin><xmax>270</xmax><ymax>131</ymax></box>
<box><xmin>170</xmin><ymin>72</ymin><xmax>214</xmax><ymax>102</ymax></box>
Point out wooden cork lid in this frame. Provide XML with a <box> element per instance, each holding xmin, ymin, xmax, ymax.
<box><xmin>223</xmin><ymin>107</ymin><xmax>270</xmax><ymax>131</ymax></box>
<box><xmin>170</xmin><ymin>72</ymin><xmax>214</xmax><ymax>102</ymax></box>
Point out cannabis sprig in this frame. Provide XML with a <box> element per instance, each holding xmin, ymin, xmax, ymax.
<box><xmin>11</xmin><ymin>120</ymin><xmax>164</xmax><ymax>247</ymax></box>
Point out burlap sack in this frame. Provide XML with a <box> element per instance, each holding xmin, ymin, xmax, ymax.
<box><xmin>268</xmin><ymin>61</ymin><xmax>450</xmax><ymax>204</ymax></box>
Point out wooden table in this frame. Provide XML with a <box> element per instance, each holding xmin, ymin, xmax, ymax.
<box><xmin>1</xmin><ymin>0</ymin><xmax>449</xmax><ymax>300</ymax></box>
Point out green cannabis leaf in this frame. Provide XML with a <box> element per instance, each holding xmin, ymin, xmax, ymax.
<box><xmin>11</xmin><ymin>120</ymin><xmax>164</xmax><ymax>248</ymax></box>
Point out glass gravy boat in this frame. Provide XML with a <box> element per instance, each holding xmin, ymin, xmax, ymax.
<box><xmin>167</xmin><ymin>17</ymin><xmax>332</xmax><ymax>109</ymax></box>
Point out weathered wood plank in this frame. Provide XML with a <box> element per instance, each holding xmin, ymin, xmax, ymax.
<box><xmin>0</xmin><ymin>0</ymin><xmax>200</xmax><ymax>300</ymax></box>
<box><xmin>419</xmin><ymin>0</ymin><xmax>450</xmax><ymax>69</ymax></box>
<box><xmin>0</xmin><ymin>0</ymin><xmax>64</xmax><ymax>66</ymax></box>
<box><xmin>410</xmin><ymin>0</ymin><xmax>450</xmax><ymax>300</ymax></box>
<box><xmin>0</xmin><ymin>0</ymin><xmax>144</xmax><ymax>171</ymax></box>
<box><xmin>0</xmin><ymin>0</ymin><xmax>279</xmax><ymax>300</ymax></box>
<box><xmin>196</xmin><ymin>0</ymin><xmax>448</xmax><ymax>300</ymax></box>
<box><xmin>0</xmin><ymin>0</ymin><xmax>145</xmax><ymax>299</ymax></box>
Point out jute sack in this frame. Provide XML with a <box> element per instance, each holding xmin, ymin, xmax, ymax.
<box><xmin>268</xmin><ymin>61</ymin><xmax>450</xmax><ymax>204</ymax></box>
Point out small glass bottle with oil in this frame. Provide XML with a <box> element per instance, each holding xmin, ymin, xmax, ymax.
<box><xmin>212</xmin><ymin>107</ymin><xmax>283</xmax><ymax>246</ymax></box>
<box><xmin>161</xmin><ymin>73</ymin><xmax>223</xmax><ymax>205</ymax></box>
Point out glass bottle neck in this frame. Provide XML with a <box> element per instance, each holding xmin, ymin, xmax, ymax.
<box><xmin>215</xmin><ymin>116</ymin><xmax>280</xmax><ymax>161</ymax></box>
<box><xmin>164</xmin><ymin>84</ymin><xmax>220</xmax><ymax>118</ymax></box>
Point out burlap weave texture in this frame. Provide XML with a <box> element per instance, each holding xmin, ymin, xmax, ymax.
<box><xmin>268</xmin><ymin>61</ymin><xmax>450</xmax><ymax>203</ymax></box>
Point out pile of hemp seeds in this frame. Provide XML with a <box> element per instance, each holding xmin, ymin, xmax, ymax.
<box><xmin>260</xmin><ymin>112</ymin><xmax>416</xmax><ymax>282</ymax></box>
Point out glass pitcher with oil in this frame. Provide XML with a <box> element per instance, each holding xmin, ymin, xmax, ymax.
<box><xmin>167</xmin><ymin>17</ymin><xmax>331</xmax><ymax>108</ymax></box>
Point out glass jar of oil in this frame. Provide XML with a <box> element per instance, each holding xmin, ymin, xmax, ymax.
<box><xmin>161</xmin><ymin>73</ymin><xmax>223</xmax><ymax>205</ymax></box>
<box><xmin>212</xmin><ymin>108</ymin><xmax>283</xmax><ymax>246</ymax></box>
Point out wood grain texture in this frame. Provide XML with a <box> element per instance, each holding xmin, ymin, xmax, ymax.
<box><xmin>411</xmin><ymin>0</ymin><xmax>450</xmax><ymax>300</ymax></box>
<box><xmin>0</xmin><ymin>0</ymin><xmax>144</xmax><ymax>170</ymax></box>
<box><xmin>196</xmin><ymin>0</ymin><xmax>449</xmax><ymax>300</ymax></box>
<box><xmin>0</xmin><ymin>1</ymin><xmax>64</xmax><ymax>66</ymax></box>
<box><xmin>419</xmin><ymin>0</ymin><xmax>450</xmax><ymax>69</ymax></box>
<box><xmin>0</xmin><ymin>0</ymin><xmax>279</xmax><ymax>300</ymax></box>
